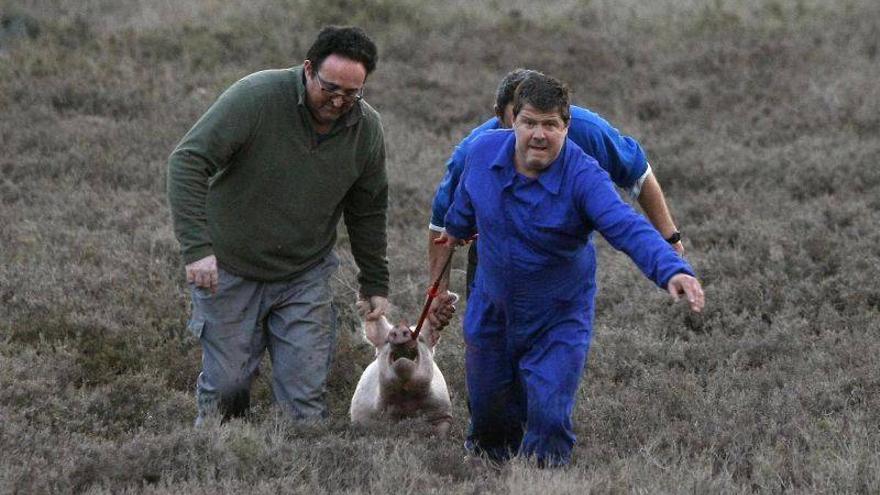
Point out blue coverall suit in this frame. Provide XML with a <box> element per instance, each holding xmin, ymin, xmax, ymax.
<box><xmin>444</xmin><ymin>130</ymin><xmax>694</xmax><ymax>466</ymax></box>
<box><xmin>430</xmin><ymin>105</ymin><xmax>650</xmax><ymax>232</ymax></box>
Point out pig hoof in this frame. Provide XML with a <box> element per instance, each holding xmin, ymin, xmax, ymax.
<box><xmin>432</xmin><ymin>421</ymin><xmax>451</xmax><ymax>438</ymax></box>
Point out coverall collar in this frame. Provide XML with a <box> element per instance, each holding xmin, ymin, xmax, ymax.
<box><xmin>533</xmin><ymin>143</ymin><xmax>566</xmax><ymax>195</ymax></box>
<box><xmin>490</xmin><ymin>132</ymin><xmax>566</xmax><ymax>195</ymax></box>
<box><xmin>489</xmin><ymin>132</ymin><xmax>517</xmax><ymax>189</ymax></box>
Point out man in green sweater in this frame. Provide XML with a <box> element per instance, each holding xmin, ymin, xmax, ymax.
<box><xmin>167</xmin><ymin>26</ymin><xmax>390</xmax><ymax>423</ymax></box>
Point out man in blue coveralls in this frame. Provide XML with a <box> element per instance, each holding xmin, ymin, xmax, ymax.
<box><xmin>428</xmin><ymin>68</ymin><xmax>684</xmax><ymax>307</ymax></box>
<box><xmin>436</xmin><ymin>73</ymin><xmax>705</xmax><ymax>467</ymax></box>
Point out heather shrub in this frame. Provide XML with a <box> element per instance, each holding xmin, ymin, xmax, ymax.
<box><xmin>1</xmin><ymin>0</ymin><xmax>878</xmax><ymax>493</ymax></box>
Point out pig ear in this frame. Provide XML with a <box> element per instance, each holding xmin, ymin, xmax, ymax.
<box><xmin>363</xmin><ymin>316</ymin><xmax>391</xmax><ymax>348</ymax></box>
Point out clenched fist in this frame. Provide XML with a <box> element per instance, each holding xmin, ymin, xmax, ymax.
<box><xmin>186</xmin><ymin>255</ymin><xmax>218</xmax><ymax>294</ymax></box>
<box><xmin>358</xmin><ymin>295</ymin><xmax>390</xmax><ymax>321</ymax></box>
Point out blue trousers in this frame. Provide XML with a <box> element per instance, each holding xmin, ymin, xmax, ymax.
<box><xmin>463</xmin><ymin>292</ymin><xmax>592</xmax><ymax>467</ymax></box>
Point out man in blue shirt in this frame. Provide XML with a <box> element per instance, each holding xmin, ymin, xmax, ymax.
<box><xmin>436</xmin><ymin>73</ymin><xmax>705</xmax><ymax>467</ymax></box>
<box><xmin>427</xmin><ymin>69</ymin><xmax>683</xmax><ymax>312</ymax></box>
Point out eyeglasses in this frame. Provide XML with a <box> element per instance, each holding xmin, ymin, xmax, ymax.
<box><xmin>313</xmin><ymin>72</ymin><xmax>364</xmax><ymax>103</ymax></box>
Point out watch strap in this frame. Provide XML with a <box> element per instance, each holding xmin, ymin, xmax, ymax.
<box><xmin>665</xmin><ymin>231</ymin><xmax>681</xmax><ymax>244</ymax></box>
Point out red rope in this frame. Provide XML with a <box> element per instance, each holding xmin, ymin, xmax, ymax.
<box><xmin>411</xmin><ymin>240</ymin><xmax>460</xmax><ymax>341</ymax></box>
<box><xmin>411</xmin><ymin>234</ymin><xmax>477</xmax><ymax>340</ymax></box>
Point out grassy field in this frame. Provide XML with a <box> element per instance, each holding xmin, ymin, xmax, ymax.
<box><xmin>1</xmin><ymin>0</ymin><xmax>878</xmax><ymax>492</ymax></box>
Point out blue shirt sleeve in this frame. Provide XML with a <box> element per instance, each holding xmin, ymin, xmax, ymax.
<box><xmin>430</xmin><ymin>118</ymin><xmax>501</xmax><ymax>229</ymax></box>
<box><xmin>567</xmin><ymin>106</ymin><xmax>648</xmax><ymax>191</ymax></box>
<box><xmin>572</xmin><ymin>153</ymin><xmax>692</xmax><ymax>288</ymax></box>
<box><xmin>443</xmin><ymin>150</ymin><xmax>478</xmax><ymax>241</ymax></box>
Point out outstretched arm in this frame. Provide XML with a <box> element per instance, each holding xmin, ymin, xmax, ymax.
<box><xmin>576</xmin><ymin>164</ymin><xmax>703</xmax><ymax>313</ymax></box>
<box><xmin>637</xmin><ymin>171</ymin><xmax>684</xmax><ymax>255</ymax></box>
<box><xmin>571</xmin><ymin>113</ymin><xmax>683</xmax><ymax>255</ymax></box>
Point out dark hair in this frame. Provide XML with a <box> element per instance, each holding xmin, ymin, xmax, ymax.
<box><xmin>512</xmin><ymin>73</ymin><xmax>571</xmax><ymax>124</ymax></box>
<box><xmin>495</xmin><ymin>68</ymin><xmax>541</xmax><ymax>113</ymax></box>
<box><xmin>306</xmin><ymin>25</ymin><xmax>378</xmax><ymax>75</ymax></box>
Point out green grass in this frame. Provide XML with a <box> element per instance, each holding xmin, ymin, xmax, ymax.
<box><xmin>1</xmin><ymin>0</ymin><xmax>878</xmax><ymax>492</ymax></box>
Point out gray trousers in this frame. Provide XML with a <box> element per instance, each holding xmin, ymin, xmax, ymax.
<box><xmin>187</xmin><ymin>253</ymin><xmax>339</xmax><ymax>422</ymax></box>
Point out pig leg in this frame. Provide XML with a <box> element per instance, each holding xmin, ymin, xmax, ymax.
<box><xmin>431</xmin><ymin>418</ymin><xmax>451</xmax><ymax>438</ymax></box>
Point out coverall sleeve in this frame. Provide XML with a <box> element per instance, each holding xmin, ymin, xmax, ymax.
<box><xmin>429</xmin><ymin>118</ymin><xmax>499</xmax><ymax>230</ymax></box>
<box><xmin>575</xmin><ymin>165</ymin><xmax>693</xmax><ymax>288</ymax></box>
<box><xmin>166</xmin><ymin>79</ymin><xmax>260</xmax><ymax>264</ymax></box>
<box><xmin>569</xmin><ymin>114</ymin><xmax>648</xmax><ymax>195</ymax></box>
<box><xmin>587</xmin><ymin>121</ymin><xmax>648</xmax><ymax>190</ymax></box>
<box><xmin>343</xmin><ymin>124</ymin><xmax>390</xmax><ymax>298</ymax></box>
<box><xmin>429</xmin><ymin>145</ymin><xmax>468</xmax><ymax>231</ymax></box>
<box><xmin>443</xmin><ymin>156</ymin><xmax>478</xmax><ymax>241</ymax></box>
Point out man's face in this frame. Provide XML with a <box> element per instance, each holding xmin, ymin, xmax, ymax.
<box><xmin>513</xmin><ymin>104</ymin><xmax>569</xmax><ymax>177</ymax></box>
<box><xmin>304</xmin><ymin>54</ymin><xmax>367</xmax><ymax>127</ymax></box>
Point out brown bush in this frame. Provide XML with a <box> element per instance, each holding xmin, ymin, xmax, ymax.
<box><xmin>1</xmin><ymin>0</ymin><xmax>878</xmax><ymax>492</ymax></box>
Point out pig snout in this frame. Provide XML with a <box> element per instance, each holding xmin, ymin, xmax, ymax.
<box><xmin>387</xmin><ymin>326</ymin><xmax>413</xmax><ymax>345</ymax></box>
<box><xmin>384</xmin><ymin>326</ymin><xmax>418</xmax><ymax>364</ymax></box>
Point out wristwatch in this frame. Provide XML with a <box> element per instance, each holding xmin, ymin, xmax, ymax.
<box><xmin>665</xmin><ymin>231</ymin><xmax>681</xmax><ymax>244</ymax></box>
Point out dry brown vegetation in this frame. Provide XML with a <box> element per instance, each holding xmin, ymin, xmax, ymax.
<box><xmin>1</xmin><ymin>0</ymin><xmax>879</xmax><ymax>493</ymax></box>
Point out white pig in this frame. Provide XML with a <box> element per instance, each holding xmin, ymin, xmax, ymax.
<box><xmin>349</xmin><ymin>296</ymin><xmax>457</xmax><ymax>437</ymax></box>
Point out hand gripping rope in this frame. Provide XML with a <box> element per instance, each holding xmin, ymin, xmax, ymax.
<box><xmin>410</xmin><ymin>235</ymin><xmax>475</xmax><ymax>341</ymax></box>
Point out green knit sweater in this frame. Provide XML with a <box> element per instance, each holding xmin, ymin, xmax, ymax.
<box><xmin>167</xmin><ymin>66</ymin><xmax>389</xmax><ymax>296</ymax></box>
